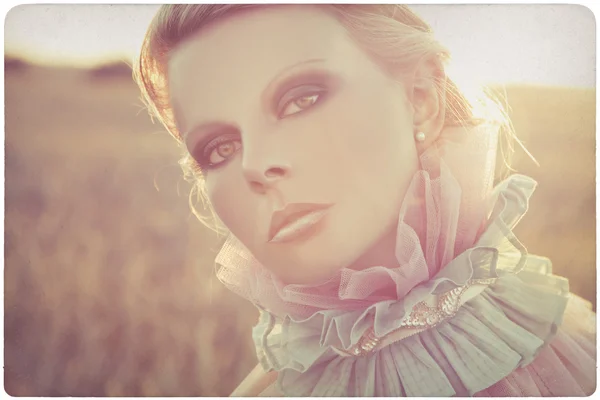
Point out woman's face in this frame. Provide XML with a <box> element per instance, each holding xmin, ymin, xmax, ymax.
<box><xmin>168</xmin><ymin>5</ymin><xmax>420</xmax><ymax>284</ymax></box>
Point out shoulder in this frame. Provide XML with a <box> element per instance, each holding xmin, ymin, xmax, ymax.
<box><xmin>229</xmin><ymin>363</ymin><xmax>279</xmax><ymax>397</ymax></box>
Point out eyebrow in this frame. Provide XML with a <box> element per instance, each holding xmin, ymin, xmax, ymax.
<box><xmin>182</xmin><ymin>57</ymin><xmax>327</xmax><ymax>143</ymax></box>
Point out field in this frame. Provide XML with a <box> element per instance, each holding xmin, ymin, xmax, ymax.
<box><xmin>4</xmin><ymin>62</ymin><xmax>595</xmax><ymax>396</ymax></box>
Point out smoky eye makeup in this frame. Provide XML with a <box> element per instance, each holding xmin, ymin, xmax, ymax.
<box><xmin>272</xmin><ymin>69</ymin><xmax>340</xmax><ymax>117</ymax></box>
<box><xmin>184</xmin><ymin>69</ymin><xmax>341</xmax><ymax>171</ymax></box>
<box><xmin>188</xmin><ymin>127</ymin><xmax>241</xmax><ymax>171</ymax></box>
<box><xmin>276</xmin><ymin>84</ymin><xmax>327</xmax><ymax>118</ymax></box>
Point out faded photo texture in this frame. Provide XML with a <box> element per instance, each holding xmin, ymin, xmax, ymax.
<box><xmin>4</xmin><ymin>4</ymin><xmax>596</xmax><ymax>397</ymax></box>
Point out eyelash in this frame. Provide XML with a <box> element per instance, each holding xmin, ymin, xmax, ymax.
<box><xmin>277</xmin><ymin>86</ymin><xmax>327</xmax><ymax>118</ymax></box>
<box><xmin>192</xmin><ymin>85</ymin><xmax>327</xmax><ymax>173</ymax></box>
<box><xmin>193</xmin><ymin>134</ymin><xmax>242</xmax><ymax>172</ymax></box>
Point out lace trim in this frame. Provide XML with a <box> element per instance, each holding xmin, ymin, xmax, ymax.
<box><xmin>334</xmin><ymin>278</ymin><xmax>497</xmax><ymax>357</ymax></box>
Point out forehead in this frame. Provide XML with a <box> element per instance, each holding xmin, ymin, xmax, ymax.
<box><xmin>167</xmin><ymin>5</ymin><xmax>362</xmax><ymax>128</ymax></box>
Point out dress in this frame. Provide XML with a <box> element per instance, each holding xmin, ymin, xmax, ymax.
<box><xmin>215</xmin><ymin>123</ymin><xmax>596</xmax><ymax>396</ymax></box>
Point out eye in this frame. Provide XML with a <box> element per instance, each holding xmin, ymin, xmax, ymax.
<box><xmin>278</xmin><ymin>92</ymin><xmax>323</xmax><ymax>118</ymax></box>
<box><xmin>192</xmin><ymin>135</ymin><xmax>242</xmax><ymax>172</ymax></box>
<box><xmin>208</xmin><ymin>140</ymin><xmax>241</xmax><ymax>165</ymax></box>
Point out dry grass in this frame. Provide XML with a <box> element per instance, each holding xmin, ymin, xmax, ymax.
<box><xmin>4</xmin><ymin>64</ymin><xmax>595</xmax><ymax>396</ymax></box>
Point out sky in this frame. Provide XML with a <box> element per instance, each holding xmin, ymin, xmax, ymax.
<box><xmin>4</xmin><ymin>4</ymin><xmax>596</xmax><ymax>88</ymax></box>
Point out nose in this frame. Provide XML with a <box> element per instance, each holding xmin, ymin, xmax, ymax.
<box><xmin>240</xmin><ymin>120</ymin><xmax>292</xmax><ymax>194</ymax></box>
<box><xmin>243</xmin><ymin>164</ymin><xmax>290</xmax><ymax>194</ymax></box>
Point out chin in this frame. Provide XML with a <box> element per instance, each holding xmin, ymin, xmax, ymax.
<box><xmin>263</xmin><ymin>235</ymin><xmax>365</xmax><ymax>285</ymax></box>
<box><xmin>254</xmin><ymin>210</ymin><xmax>385</xmax><ymax>285</ymax></box>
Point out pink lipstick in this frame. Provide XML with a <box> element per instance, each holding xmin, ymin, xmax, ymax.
<box><xmin>268</xmin><ymin>203</ymin><xmax>332</xmax><ymax>243</ymax></box>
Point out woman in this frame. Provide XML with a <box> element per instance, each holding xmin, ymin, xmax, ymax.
<box><xmin>135</xmin><ymin>4</ymin><xmax>595</xmax><ymax>396</ymax></box>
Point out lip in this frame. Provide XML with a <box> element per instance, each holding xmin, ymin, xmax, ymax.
<box><xmin>268</xmin><ymin>203</ymin><xmax>333</xmax><ymax>243</ymax></box>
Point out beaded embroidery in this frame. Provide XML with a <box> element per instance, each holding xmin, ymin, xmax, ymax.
<box><xmin>338</xmin><ymin>278</ymin><xmax>497</xmax><ymax>357</ymax></box>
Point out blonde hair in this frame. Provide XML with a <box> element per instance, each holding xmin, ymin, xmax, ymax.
<box><xmin>133</xmin><ymin>4</ymin><xmax>517</xmax><ymax>232</ymax></box>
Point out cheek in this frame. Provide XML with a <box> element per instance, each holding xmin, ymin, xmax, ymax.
<box><xmin>329</xmin><ymin>95</ymin><xmax>418</xmax><ymax>221</ymax></box>
<box><xmin>205</xmin><ymin>170</ymin><xmax>254</xmax><ymax>237</ymax></box>
<box><xmin>327</xmin><ymin>93</ymin><xmax>415</xmax><ymax>179</ymax></box>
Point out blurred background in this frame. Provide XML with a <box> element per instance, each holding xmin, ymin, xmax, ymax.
<box><xmin>4</xmin><ymin>4</ymin><xmax>596</xmax><ymax>397</ymax></box>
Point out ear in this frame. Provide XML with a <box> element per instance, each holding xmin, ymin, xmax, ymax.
<box><xmin>406</xmin><ymin>55</ymin><xmax>447</xmax><ymax>148</ymax></box>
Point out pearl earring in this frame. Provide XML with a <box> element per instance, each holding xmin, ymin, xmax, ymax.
<box><xmin>415</xmin><ymin>131</ymin><xmax>426</xmax><ymax>142</ymax></box>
